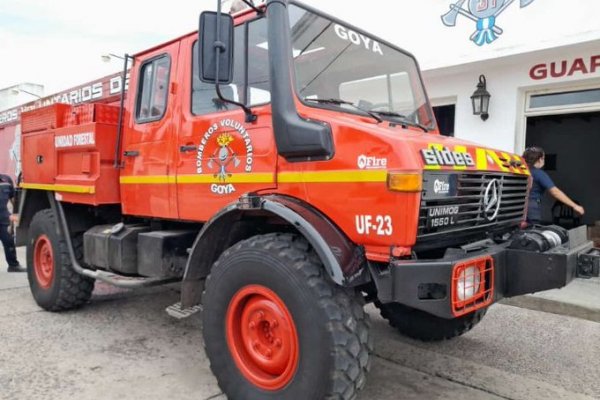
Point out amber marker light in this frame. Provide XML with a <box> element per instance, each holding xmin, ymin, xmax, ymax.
<box><xmin>387</xmin><ymin>172</ymin><xmax>422</xmax><ymax>192</ymax></box>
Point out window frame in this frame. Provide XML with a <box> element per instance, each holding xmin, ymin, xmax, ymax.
<box><xmin>526</xmin><ymin>87</ymin><xmax>600</xmax><ymax>113</ymax></box>
<box><xmin>135</xmin><ymin>54</ymin><xmax>172</xmax><ymax>124</ymax></box>
<box><xmin>287</xmin><ymin>1</ymin><xmax>435</xmax><ymax>130</ymax></box>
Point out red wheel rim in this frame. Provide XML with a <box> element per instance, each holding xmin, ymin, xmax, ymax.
<box><xmin>34</xmin><ymin>235</ymin><xmax>54</xmax><ymax>289</ymax></box>
<box><xmin>226</xmin><ymin>285</ymin><xmax>299</xmax><ymax>391</ymax></box>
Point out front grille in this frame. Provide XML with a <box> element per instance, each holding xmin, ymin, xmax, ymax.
<box><xmin>417</xmin><ymin>172</ymin><xmax>528</xmax><ymax>243</ymax></box>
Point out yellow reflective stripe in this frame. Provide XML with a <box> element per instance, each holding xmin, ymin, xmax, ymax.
<box><xmin>453</xmin><ymin>145</ymin><xmax>467</xmax><ymax>171</ymax></box>
<box><xmin>119</xmin><ymin>175</ymin><xmax>176</xmax><ymax>184</ymax></box>
<box><xmin>476</xmin><ymin>148</ymin><xmax>488</xmax><ymax>170</ymax></box>
<box><xmin>500</xmin><ymin>152</ymin><xmax>517</xmax><ymax>174</ymax></box>
<box><xmin>423</xmin><ymin>143</ymin><xmax>443</xmax><ymax>170</ymax></box>
<box><xmin>21</xmin><ymin>183</ymin><xmax>96</xmax><ymax>194</ymax></box>
<box><xmin>278</xmin><ymin>170</ymin><xmax>387</xmax><ymax>183</ymax></box>
<box><xmin>177</xmin><ymin>173</ymin><xmax>274</xmax><ymax>184</ymax></box>
<box><xmin>512</xmin><ymin>154</ymin><xmax>531</xmax><ymax>176</ymax></box>
<box><xmin>487</xmin><ymin>150</ymin><xmax>510</xmax><ymax>172</ymax></box>
<box><xmin>119</xmin><ymin>171</ymin><xmax>388</xmax><ymax>185</ymax></box>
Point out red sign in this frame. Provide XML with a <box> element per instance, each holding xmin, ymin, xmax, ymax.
<box><xmin>0</xmin><ymin>72</ymin><xmax>127</xmax><ymax>127</ymax></box>
<box><xmin>0</xmin><ymin>72</ymin><xmax>128</xmax><ymax>179</ymax></box>
<box><xmin>530</xmin><ymin>55</ymin><xmax>600</xmax><ymax>80</ymax></box>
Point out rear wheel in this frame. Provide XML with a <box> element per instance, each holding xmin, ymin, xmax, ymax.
<box><xmin>27</xmin><ymin>209</ymin><xmax>95</xmax><ymax>311</ymax></box>
<box><xmin>202</xmin><ymin>233</ymin><xmax>372</xmax><ymax>400</ymax></box>
<box><xmin>375</xmin><ymin>301</ymin><xmax>487</xmax><ymax>342</ymax></box>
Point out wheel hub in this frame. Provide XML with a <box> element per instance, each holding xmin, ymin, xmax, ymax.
<box><xmin>33</xmin><ymin>235</ymin><xmax>54</xmax><ymax>289</ymax></box>
<box><xmin>226</xmin><ymin>285</ymin><xmax>298</xmax><ymax>390</ymax></box>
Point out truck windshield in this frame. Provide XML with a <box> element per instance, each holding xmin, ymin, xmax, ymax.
<box><xmin>289</xmin><ymin>4</ymin><xmax>435</xmax><ymax>129</ymax></box>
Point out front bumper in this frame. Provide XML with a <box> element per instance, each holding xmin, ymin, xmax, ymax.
<box><xmin>371</xmin><ymin>226</ymin><xmax>599</xmax><ymax>319</ymax></box>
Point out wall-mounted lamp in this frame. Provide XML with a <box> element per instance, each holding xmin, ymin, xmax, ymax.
<box><xmin>471</xmin><ymin>74</ymin><xmax>491</xmax><ymax>121</ymax></box>
<box><xmin>10</xmin><ymin>88</ymin><xmax>42</xmax><ymax>99</ymax></box>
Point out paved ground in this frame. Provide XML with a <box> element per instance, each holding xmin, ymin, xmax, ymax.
<box><xmin>503</xmin><ymin>275</ymin><xmax>600</xmax><ymax>322</ymax></box>
<box><xmin>1</xmin><ymin>247</ymin><xmax>599</xmax><ymax>400</ymax></box>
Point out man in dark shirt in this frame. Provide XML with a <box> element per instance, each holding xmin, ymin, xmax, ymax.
<box><xmin>0</xmin><ymin>174</ymin><xmax>24</xmax><ymax>272</ymax></box>
<box><xmin>523</xmin><ymin>147</ymin><xmax>584</xmax><ymax>224</ymax></box>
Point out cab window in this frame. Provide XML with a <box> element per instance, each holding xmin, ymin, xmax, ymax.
<box><xmin>136</xmin><ymin>55</ymin><xmax>171</xmax><ymax>122</ymax></box>
<box><xmin>192</xmin><ymin>17</ymin><xmax>270</xmax><ymax>115</ymax></box>
<box><xmin>247</xmin><ymin>18</ymin><xmax>270</xmax><ymax>106</ymax></box>
<box><xmin>192</xmin><ymin>26</ymin><xmax>245</xmax><ymax>115</ymax></box>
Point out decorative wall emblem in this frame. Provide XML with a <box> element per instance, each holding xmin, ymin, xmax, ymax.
<box><xmin>441</xmin><ymin>0</ymin><xmax>535</xmax><ymax>46</ymax></box>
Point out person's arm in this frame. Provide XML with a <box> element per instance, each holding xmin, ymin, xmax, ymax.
<box><xmin>548</xmin><ymin>187</ymin><xmax>585</xmax><ymax>216</ymax></box>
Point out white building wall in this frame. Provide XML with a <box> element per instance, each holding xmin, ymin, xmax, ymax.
<box><xmin>423</xmin><ymin>40</ymin><xmax>600</xmax><ymax>153</ymax></box>
<box><xmin>307</xmin><ymin>0</ymin><xmax>600</xmax><ymax>72</ymax></box>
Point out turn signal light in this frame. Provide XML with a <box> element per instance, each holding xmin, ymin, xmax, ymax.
<box><xmin>387</xmin><ymin>172</ymin><xmax>422</xmax><ymax>192</ymax></box>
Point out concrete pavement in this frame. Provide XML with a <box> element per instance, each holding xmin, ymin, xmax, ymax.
<box><xmin>1</xmin><ymin>246</ymin><xmax>599</xmax><ymax>400</ymax></box>
<box><xmin>502</xmin><ymin>275</ymin><xmax>600</xmax><ymax>323</ymax></box>
<box><xmin>6</xmin><ymin>246</ymin><xmax>600</xmax><ymax>322</ymax></box>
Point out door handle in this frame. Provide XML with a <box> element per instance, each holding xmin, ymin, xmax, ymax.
<box><xmin>179</xmin><ymin>145</ymin><xmax>197</xmax><ymax>153</ymax></box>
<box><xmin>123</xmin><ymin>150</ymin><xmax>140</xmax><ymax>157</ymax></box>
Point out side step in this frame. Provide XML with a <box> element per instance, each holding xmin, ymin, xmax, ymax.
<box><xmin>166</xmin><ymin>302</ymin><xmax>203</xmax><ymax>319</ymax></box>
<box><xmin>92</xmin><ymin>270</ymin><xmax>181</xmax><ymax>289</ymax></box>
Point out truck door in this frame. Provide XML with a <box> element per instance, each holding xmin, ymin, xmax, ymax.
<box><xmin>176</xmin><ymin>18</ymin><xmax>277</xmax><ymax>221</ymax></box>
<box><xmin>120</xmin><ymin>42</ymin><xmax>180</xmax><ymax>219</ymax></box>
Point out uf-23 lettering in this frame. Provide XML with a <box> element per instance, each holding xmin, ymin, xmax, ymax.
<box><xmin>355</xmin><ymin>215</ymin><xmax>393</xmax><ymax>236</ymax></box>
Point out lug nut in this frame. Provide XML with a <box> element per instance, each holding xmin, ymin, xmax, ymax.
<box><xmin>275</xmin><ymin>339</ymin><xmax>282</xmax><ymax>348</ymax></box>
<box><xmin>249</xmin><ymin>321</ymin><xmax>256</xmax><ymax>330</ymax></box>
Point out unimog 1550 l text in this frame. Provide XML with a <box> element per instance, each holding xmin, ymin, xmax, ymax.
<box><xmin>16</xmin><ymin>1</ymin><xmax>599</xmax><ymax>398</ymax></box>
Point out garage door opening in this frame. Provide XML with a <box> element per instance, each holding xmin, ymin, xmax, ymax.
<box><xmin>525</xmin><ymin>111</ymin><xmax>600</xmax><ymax>228</ymax></box>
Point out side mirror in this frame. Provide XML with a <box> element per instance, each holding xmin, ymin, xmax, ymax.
<box><xmin>199</xmin><ymin>11</ymin><xmax>234</xmax><ymax>84</ymax></box>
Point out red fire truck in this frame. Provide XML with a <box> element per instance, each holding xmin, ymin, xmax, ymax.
<box><xmin>16</xmin><ymin>1</ymin><xmax>599</xmax><ymax>398</ymax></box>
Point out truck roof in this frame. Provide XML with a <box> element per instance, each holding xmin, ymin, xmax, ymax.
<box><xmin>133</xmin><ymin>5</ymin><xmax>261</xmax><ymax>59</ymax></box>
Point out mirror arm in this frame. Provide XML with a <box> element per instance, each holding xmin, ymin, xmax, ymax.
<box><xmin>215</xmin><ymin>83</ymin><xmax>257</xmax><ymax>123</ymax></box>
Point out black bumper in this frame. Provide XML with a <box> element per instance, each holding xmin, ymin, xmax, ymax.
<box><xmin>371</xmin><ymin>227</ymin><xmax>599</xmax><ymax>319</ymax></box>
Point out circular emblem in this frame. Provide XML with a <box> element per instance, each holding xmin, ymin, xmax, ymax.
<box><xmin>483</xmin><ymin>179</ymin><xmax>501</xmax><ymax>221</ymax></box>
<box><xmin>196</xmin><ymin>119</ymin><xmax>255</xmax><ymax>195</ymax></box>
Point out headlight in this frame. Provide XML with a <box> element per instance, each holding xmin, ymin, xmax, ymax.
<box><xmin>456</xmin><ymin>266</ymin><xmax>481</xmax><ymax>301</ymax></box>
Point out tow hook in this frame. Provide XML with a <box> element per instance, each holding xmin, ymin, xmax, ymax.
<box><xmin>577</xmin><ymin>248</ymin><xmax>600</xmax><ymax>278</ymax></box>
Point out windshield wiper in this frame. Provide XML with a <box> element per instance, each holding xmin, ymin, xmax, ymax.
<box><xmin>304</xmin><ymin>98</ymin><xmax>383</xmax><ymax>123</ymax></box>
<box><xmin>371</xmin><ymin>111</ymin><xmax>429</xmax><ymax>132</ymax></box>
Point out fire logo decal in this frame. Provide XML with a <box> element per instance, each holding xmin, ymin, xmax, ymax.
<box><xmin>441</xmin><ymin>0</ymin><xmax>535</xmax><ymax>46</ymax></box>
<box><xmin>196</xmin><ymin>119</ymin><xmax>254</xmax><ymax>195</ymax></box>
<box><xmin>208</xmin><ymin>133</ymin><xmax>240</xmax><ymax>182</ymax></box>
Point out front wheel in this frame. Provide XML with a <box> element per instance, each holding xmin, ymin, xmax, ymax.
<box><xmin>375</xmin><ymin>301</ymin><xmax>487</xmax><ymax>342</ymax></box>
<box><xmin>202</xmin><ymin>233</ymin><xmax>372</xmax><ymax>400</ymax></box>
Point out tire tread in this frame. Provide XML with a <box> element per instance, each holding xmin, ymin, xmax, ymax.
<box><xmin>375</xmin><ymin>300</ymin><xmax>486</xmax><ymax>342</ymax></box>
<box><xmin>29</xmin><ymin>209</ymin><xmax>94</xmax><ymax>311</ymax></box>
<box><xmin>204</xmin><ymin>233</ymin><xmax>372</xmax><ymax>400</ymax></box>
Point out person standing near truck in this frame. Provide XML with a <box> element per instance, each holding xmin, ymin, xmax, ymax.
<box><xmin>0</xmin><ymin>174</ymin><xmax>24</xmax><ymax>272</ymax></box>
<box><xmin>523</xmin><ymin>146</ymin><xmax>585</xmax><ymax>225</ymax></box>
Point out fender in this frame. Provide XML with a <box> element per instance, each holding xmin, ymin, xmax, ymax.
<box><xmin>15</xmin><ymin>189</ymin><xmax>53</xmax><ymax>246</ymax></box>
<box><xmin>180</xmin><ymin>194</ymin><xmax>368</xmax><ymax>308</ymax></box>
